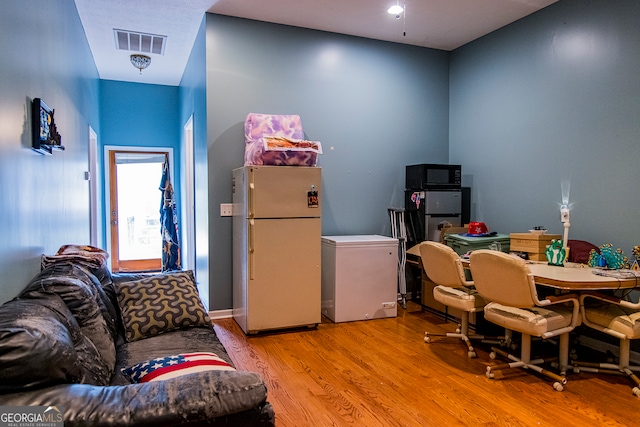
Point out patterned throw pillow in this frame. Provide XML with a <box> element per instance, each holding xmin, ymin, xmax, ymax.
<box><xmin>121</xmin><ymin>352</ymin><xmax>235</xmax><ymax>383</ymax></box>
<box><xmin>115</xmin><ymin>270</ymin><xmax>210</xmax><ymax>342</ymax></box>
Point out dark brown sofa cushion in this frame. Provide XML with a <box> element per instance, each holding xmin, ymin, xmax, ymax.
<box><xmin>0</xmin><ymin>294</ymin><xmax>107</xmax><ymax>393</ymax></box>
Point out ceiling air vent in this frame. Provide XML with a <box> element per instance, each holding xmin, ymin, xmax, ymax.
<box><xmin>114</xmin><ymin>29</ymin><xmax>166</xmax><ymax>55</ymax></box>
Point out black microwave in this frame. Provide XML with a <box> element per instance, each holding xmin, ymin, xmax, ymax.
<box><xmin>405</xmin><ymin>163</ymin><xmax>461</xmax><ymax>189</ymax></box>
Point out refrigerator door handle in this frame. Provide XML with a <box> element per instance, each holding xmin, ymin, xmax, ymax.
<box><xmin>248</xmin><ymin>182</ymin><xmax>255</xmax><ymax>219</ymax></box>
<box><xmin>249</xmin><ymin>218</ymin><xmax>255</xmax><ymax>280</ymax></box>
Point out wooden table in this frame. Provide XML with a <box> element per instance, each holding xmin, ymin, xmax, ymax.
<box><xmin>460</xmin><ymin>257</ymin><xmax>640</xmax><ymax>291</ymax></box>
<box><xmin>526</xmin><ymin>261</ymin><xmax>640</xmax><ymax>291</ymax></box>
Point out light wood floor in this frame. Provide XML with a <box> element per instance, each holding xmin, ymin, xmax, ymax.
<box><xmin>214</xmin><ymin>302</ymin><xmax>637</xmax><ymax>427</ymax></box>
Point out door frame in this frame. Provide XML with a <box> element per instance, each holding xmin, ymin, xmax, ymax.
<box><xmin>104</xmin><ymin>145</ymin><xmax>174</xmax><ymax>272</ymax></box>
<box><xmin>88</xmin><ymin>126</ymin><xmax>99</xmax><ymax>247</ymax></box>
<box><xmin>182</xmin><ymin>115</ymin><xmax>196</xmax><ymax>272</ymax></box>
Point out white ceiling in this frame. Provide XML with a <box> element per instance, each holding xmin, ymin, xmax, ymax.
<box><xmin>75</xmin><ymin>0</ymin><xmax>557</xmax><ymax>86</ymax></box>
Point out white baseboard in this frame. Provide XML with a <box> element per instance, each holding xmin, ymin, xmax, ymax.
<box><xmin>579</xmin><ymin>335</ymin><xmax>640</xmax><ymax>365</ymax></box>
<box><xmin>209</xmin><ymin>309</ymin><xmax>233</xmax><ymax>320</ymax></box>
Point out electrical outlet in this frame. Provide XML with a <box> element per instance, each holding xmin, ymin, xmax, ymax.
<box><xmin>220</xmin><ymin>203</ymin><xmax>233</xmax><ymax>216</ymax></box>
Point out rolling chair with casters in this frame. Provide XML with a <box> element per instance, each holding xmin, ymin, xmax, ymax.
<box><xmin>420</xmin><ymin>241</ymin><xmax>507</xmax><ymax>358</ymax></box>
<box><xmin>573</xmin><ymin>291</ymin><xmax>640</xmax><ymax>396</ymax></box>
<box><xmin>469</xmin><ymin>250</ymin><xmax>580</xmax><ymax>391</ymax></box>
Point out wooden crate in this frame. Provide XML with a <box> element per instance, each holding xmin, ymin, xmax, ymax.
<box><xmin>509</xmin><ymin>233</ymin><xmax>562</xmax><ymax>255</ymax></box>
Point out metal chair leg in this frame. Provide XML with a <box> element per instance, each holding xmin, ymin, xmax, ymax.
<box><xmin>486</xmin><ymin>334</ymin><xmax>568</xmax><ymax>392</ymax></box>
<box><xmin>424</xmin><ymin>312</ymin><xmax>507</xmax><ymax>358</ymax></box>
<box><xmin>572</xmin><ymin>339</ymin><xmax>640</xmax><ymax>397</ymax></box>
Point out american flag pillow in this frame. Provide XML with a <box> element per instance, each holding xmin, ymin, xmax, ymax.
<box><xmin>121</xmin><ymin>352</ymin><xmax>235</xmax><ymax>383</ymax></box>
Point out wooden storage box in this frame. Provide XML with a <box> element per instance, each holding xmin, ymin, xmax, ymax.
<box><xmin>509</xmin><ymin>233</ymin><xmax>562</xmax><ymax>259</ymax></box>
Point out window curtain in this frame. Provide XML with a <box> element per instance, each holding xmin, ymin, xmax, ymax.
<box><xmin>160</xmin><ymin>157</ymin><xmax>181</xmax><ymax>271</ymax></box>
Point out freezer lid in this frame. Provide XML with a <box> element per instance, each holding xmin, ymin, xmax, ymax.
<box><xmin>321</xmin><ymin>235</ymin><xmax>398</xmax><ymax>247</ymax></box>
<box><xmin>249</xmin><ymin>166</ymin><xmax>322</xmax><ymax>218</ymax></box>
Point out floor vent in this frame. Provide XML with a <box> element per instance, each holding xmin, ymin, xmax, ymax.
<box><xmin>114</xmin><ymin>29</ymin><xmax>166</xmax><ymax>55</ymax></box>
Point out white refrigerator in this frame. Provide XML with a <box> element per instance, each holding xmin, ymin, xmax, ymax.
<box><xmin>232</xmin><ymin>166</ymin><xmax>322</xmax><ymax>334</ymax></box>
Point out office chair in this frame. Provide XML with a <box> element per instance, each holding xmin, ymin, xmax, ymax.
<box><xmin>573</xmin><ymin>291</ymin><xmax>640</xmax><ymax>396</ymax></box>
<box><xmin>420</xmin><ymin>241</ymin><xmax>505</xmax><ymax>358</ymax></box>
<box><xmin>469</xmin><ymin>250</ymin><xmax>580</xmax><ymax>391</ymax></box>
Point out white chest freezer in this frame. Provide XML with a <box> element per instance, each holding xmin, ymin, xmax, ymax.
<box><xmin>321</xmin><ymin>235</ymin><xmax>398</xmax><ymax>323</ymax></box>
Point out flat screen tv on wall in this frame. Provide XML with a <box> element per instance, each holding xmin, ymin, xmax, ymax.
<box><xmin>31</xmin><ymin>98</ymin><xmax>64</xmax><ymax>154</ymax></box>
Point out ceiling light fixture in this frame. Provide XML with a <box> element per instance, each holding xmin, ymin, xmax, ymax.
<box><xmin>387</xmin><ymin>1</ymin><xmax>404</xmax><ymax>17</ymax></box>
<box><xmin>388</xmin><ymin>0</ymin><xmax>407</xmax><ymax>37</ymax></box>
<box><xmin>130</xmin><ymin>54</ymin><xmax>151</xmax><ymax>74</ymax></box>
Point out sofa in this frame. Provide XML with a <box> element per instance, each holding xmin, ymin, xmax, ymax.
<box><xmin>0</xmin><ymin>245</ymin><xmax>275</xmax><ymax>426</ymax></box>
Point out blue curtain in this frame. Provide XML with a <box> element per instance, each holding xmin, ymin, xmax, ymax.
<box><xmin>160</xmin><ymin>159</ymin><xmax>181</xmax><ymax>272</ymax></box>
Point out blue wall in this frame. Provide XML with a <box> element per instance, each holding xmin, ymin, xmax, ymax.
<box><xmin>0</xmin><ymin>0</ymin><xmax>100</xmax><ymax>304</ymax></box>
<box><xmin>99</xmin><ymin>80</ymin><xmax>181</xmax><ymax>252</ymax></box>
<box><xmin>179</xmin><ymin>17</ymin><xmax>210</xmax><ymax>307</ymax></box>
<box><xmin>4</xmin><ymin>1</ymin><xmax>638</xmax><ymax>310</ymax></box>
<box><xmin>100</xmin><ymin>80</ymin><xmax>180</xmax><ymax>152</ymax></box>
<box><xmin>204</xmin><ymin>15</ymin><xmax>450</xmax><ymax>309</ymax></box>
<box><xmin>450</xmin><ymin>0</ymin><xmax>640</xmax><ymax>254</ymax></box>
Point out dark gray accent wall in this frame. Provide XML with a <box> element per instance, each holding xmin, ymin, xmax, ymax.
<box><xmin>450</xmin><ymin>0</ymin><xmax>640</xmax><ymax>254</ymax></box>
<box><xmin>204</xmin><ymin>15</ymin><xmax>450</xmax><ymax>310</ymax></box>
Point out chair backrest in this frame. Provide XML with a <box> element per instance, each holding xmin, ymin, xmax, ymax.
<box><xmin>469</xmin><ymin>250</ymin><xmax>537</xmax><ymax>308</ymax></box>
<box><xmin>419</xmin><ymin>241</ymin><xmax>469</xmax><ymax>288</ymax></box>
<box><xmin>567</xmin><ymin>239</ymin><xmax>599</xmax><ymax>264</ymax></box>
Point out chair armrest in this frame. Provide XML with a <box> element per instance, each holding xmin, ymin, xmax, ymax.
<box><xmin>545</xmin><ymin>293</ymin><xmax>580</xmax><ymax>304</ymax></box>
<box><xmin>538</xmin><ymin>293</ymin><xmax>581</xmax><ymax>329</ymax></box>
<box><xmin>580</xmin><ymin>291</ymin><xmax>622</xmax><ymax>304</ymax></box>
<box><xmin>580</xmin><ymin>291</ymin><xmax>640</xmax><ymax>310</ymax></box>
